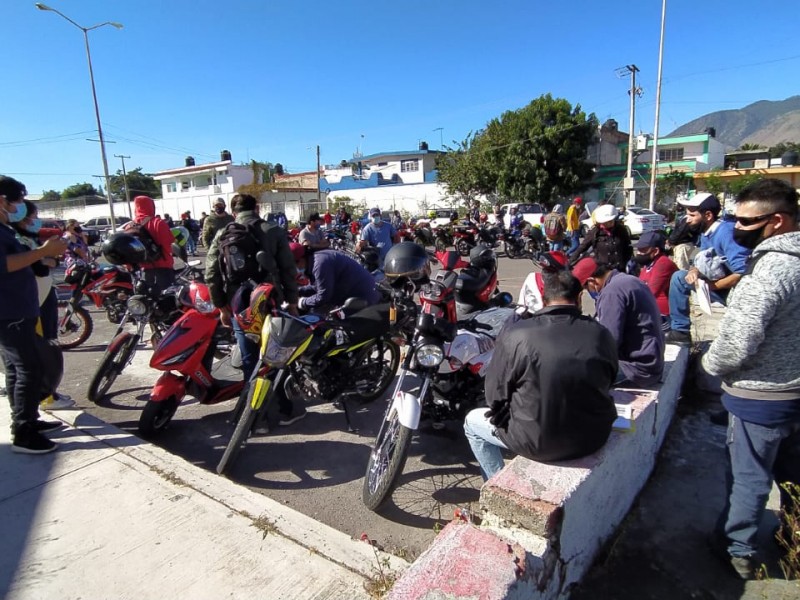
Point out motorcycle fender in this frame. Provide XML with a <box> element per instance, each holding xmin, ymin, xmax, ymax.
<box><xmin>391</xmin><ymin>390</ymin><xmax>421</xmax><ymax>430</ymax></box>
<box><xmin>108</xmin><ymin>332</ymin><xmax>131</xmax><ymax>355</ymax></box>
<box><xmin>151</xmin><ymin>372</ymin><xmax>186</xmax><ymax>403</ymax></box>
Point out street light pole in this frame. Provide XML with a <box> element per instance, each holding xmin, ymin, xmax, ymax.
<box><xmin>648</xmin><ymin>0</ymin><xmax>667</xmax><ymax>212</ymax></box>
<box><xmin>115</xmin><ymin>154</ymin><xmax>132</xmax><ymax>218</ymax></box>
<box><xmin>35</xmin><ymin>3</ymin><xmax>123</xmax><ymax>229</ymax></box>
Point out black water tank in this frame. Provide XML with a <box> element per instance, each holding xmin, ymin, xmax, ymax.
<box><xmin>419</xmin><ymin>141</ymin><xmax>429</xmax><ymax>151</ymax></box>
<box><xmin>705</xmin><ymin>127</ymin><xmax>716</xmax><ymax>138</ymax></box>
<box><xmin>782</xmin><ymin>150</ymin><xmax>799</xmax><ymax>167</ymax></box>
<box><xmin>185</xmin><ymin>156</ymin><xmax>195</xmax><ymax>167</ymax></box>
<box><xmin>220</xmin><ymin>149</ymin><xmax>232</xmax><ymax>162</ymax></box>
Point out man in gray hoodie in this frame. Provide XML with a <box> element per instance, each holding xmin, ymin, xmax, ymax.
<box><xmin>702</xmin><ymin>178</ymin><xmax>800</xmax><ymax>580</ymax></box>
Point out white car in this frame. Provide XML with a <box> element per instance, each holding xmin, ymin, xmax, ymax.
<box><xmin>500</xmin><ymin>202</ymin><xmax>546</xmax><ymax>229</ymax></box>
<box><xmin>415</xmin><ymin>208</ymin><xmax>455</xmax><ymax>230</ymax></box>
<box><xmin>580</xmin><ymin>205</ymin><xmax>666</xmax><ymax>237</ymax></box>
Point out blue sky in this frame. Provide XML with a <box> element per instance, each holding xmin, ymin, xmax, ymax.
<box><xmin>3</xmin><ymin>0</ymin><xmax>799</xmax><ymax>195</ymax></box>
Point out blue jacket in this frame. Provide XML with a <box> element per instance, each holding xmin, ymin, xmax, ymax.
<box><xmin>595</xmin><ymin>270</ymin><xmax>664</xmax><ymax>386</ymax></box>
<box><xmin>300</xmin><ymin>250</ymin><xmax>379</xmax><ymax>310</ymax></box>
<box><xmin>700</xmin><ymin>217</ymin><xmax>751</xmax><ymax>275</ymax></box>
<box><xmin>0</xmin><ymin>224</ymin><xmax>39</xmax><ymax>320</ymax></box>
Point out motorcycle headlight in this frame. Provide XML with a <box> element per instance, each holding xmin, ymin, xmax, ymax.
<box><xmin>195</xmin><ymin>298</ymin><xmax>216</xmax><ymax>314</ymax></box>
<box><xmin>415</xmin><ymin>343</ymin><xmax>444</xmax><ymax>368</ymax></box>
<box><xmin>263</xmin><ymin>343</ymin><xmax>296</xmax><ymax>368</ymax></box>
<box><xmin>127</xmin><ymin>296</ymin><xmax>149</xmax><ymax>317</ymax></box>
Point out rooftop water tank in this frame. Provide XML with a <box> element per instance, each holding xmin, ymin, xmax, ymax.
<box><xmin>185</xmin><ymin>156</ymin><xmax>195</xmax><ymax>166</ymax></box>
<box><xmin>220</xmin><ymin>149</ymin><xmax>232</xmax><ymax>162</ymax></box>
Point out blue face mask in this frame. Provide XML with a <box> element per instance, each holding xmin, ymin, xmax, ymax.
<box><xmin>372</xmin><ymin>216</ymin><xmax>381</xmax><ymax>225</ymax></box>
<box><xmin>25</xmin><ymin>218</ymin><xmax>42</xmax><ymax>234</ymax></box>
<box><xmin>587</xmin><ymin>290</ymin><xmax>600</xmax><ymax>301</ymax></box>
<box><xmin>6</xmin><ymin>202</ymin><xmax>26</xmax><ymax>223</ymax></box>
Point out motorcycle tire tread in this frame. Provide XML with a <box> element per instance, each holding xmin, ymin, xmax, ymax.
<box><xmin>57</xmin><ymin>301</ymin><xmax>93</xmax><ymax>350</ymax></box>
<box><xmin>362</xmin><ymin>414</ymin><xmax>412</xmax><ymax>511</ymax></box>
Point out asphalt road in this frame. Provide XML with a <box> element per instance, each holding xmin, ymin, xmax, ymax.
<box><xmin>59</xmin><ymin>249</ymin><xmax>534</xmax><ymax>560</ymax></box>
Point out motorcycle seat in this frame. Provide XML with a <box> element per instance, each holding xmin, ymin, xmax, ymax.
<box><xmin>456</xmin><ymin>267</ymin><xmax>492</xmax><ymax>294</ymax></box>
<box><xmin>339</xmin><ymin>302</ymin><xmax>391</xmax><ymax>344</ymax></box>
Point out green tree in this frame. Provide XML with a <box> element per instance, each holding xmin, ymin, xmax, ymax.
<box><xmin>62</xmin><ymin>182</ymin><xmax>98</xmax><ymax>199</ymax></box>
<box><xmin>436</xmin><ymin>132</ymin><xmax>489</xmax><ymax>209</ymax></box>
<box><xmin>655</xmin><ymin>170</ymin><xmax>690</xmax><ymax>212</ymax></box>
<box><xmin>737</xmin><ymin>143</ymin><xmax>765</xmax><ymax>151</ymax></box>
<box><xmin>769</xmin><ymin>141</ymin><xmax>800</xmax><ymax>159</ymax></box>
<box><xmin>108</xmin><ymin>167</ymin><xmax>160</xmax><ymax>198</ymax></box>
<box><xmin>40</xmin><ymin>189</ymin><xmax>61</xmax><ymax>202</ymax></box>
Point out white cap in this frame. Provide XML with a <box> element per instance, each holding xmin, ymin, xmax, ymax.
<box><xmin>593</xmin><ymin>204</ymin><xmax>619</xmax><ymax>224</ymax></box>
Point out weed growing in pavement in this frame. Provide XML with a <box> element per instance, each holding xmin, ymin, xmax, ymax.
<box><xmin>777</xmin><ymin>483</ymin><xmax>800</xmax><ymax>581</ymax></box>
<box><xmin>148</xmin><ymin>465</ymin><xmax>187</xmax><ymax>487</ymax></box>
<box><xmin>361</xmin><ymin>534</ymin><xmax>398</xmax><ymax>599</ymax></box>
<box><xmin>251</xmin><ymin>513</ymin><xmax>277</xmax><ymax>540</ymax></box>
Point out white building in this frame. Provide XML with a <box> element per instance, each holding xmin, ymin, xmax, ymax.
<box><xmin>152</xmin><ymin>151</ymin><xmax>254</xmax><ymax>217</ymax></box>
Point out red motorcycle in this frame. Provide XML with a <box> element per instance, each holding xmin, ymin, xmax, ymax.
<box><xmin>56</xmin><ymin>261</ymin><xmax>134</xmax><ymax>349</ymax></box>
<box><xmin>452</xmin><ymin>224</ymin><xmax>480</xmax><ymax>256</ymax></box>
<box><xmin>138</xmin><ymin>281</ymin><xmax>262</xmax><ymax>437</ymax></box>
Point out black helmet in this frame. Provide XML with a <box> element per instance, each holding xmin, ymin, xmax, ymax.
<box><xmin>384</xmin><ymin>241</ymin><xmax>430</xmax><ymax>283</ymax></box>
<box><xmin>469</xmin><ymin>244</ymin><xmax>496</xmax><ymax>270</ymax></box>
<box><xmin>102</xmin><ymin>233</ymin><xmax>147</xmax><ymax>266</ymax></box>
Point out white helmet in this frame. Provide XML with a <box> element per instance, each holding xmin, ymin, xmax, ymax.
<box><xmin>593</xmin><ymin>204</ymin><xmax>619</xmax><ymax>225</ymax></box>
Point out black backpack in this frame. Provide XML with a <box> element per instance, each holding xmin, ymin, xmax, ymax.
<box><xmin>217</xmin><ymin>220</ymin><xmax>264</xmax><ymax>286</ymax></box>
<box><xmin>126</xmin><ymin>220</ymin><xmax>163</xmax><ymax>262</ymax></box>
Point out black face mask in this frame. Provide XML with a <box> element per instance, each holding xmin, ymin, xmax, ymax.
<box><xmin>633</xmin><ymin>253</ymin><xmax>655</xmax><ymax>266</ymax></box>
<box><xmin>733</xmin><ymin>222</ymin><xmax>769</xmax><ymax>250</ymax></box>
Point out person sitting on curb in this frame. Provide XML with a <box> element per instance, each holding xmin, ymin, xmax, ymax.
<box><xmin>572</xmin><ymin>257</ymin><xmax>665</xmax><ymax>388</ymax></box>
<box><xmin>701</xmin><ymin>178</ymin><xmax>800</xmax><ymax>581</ymax></box>
<box><xmin>464</xmin><ymin>268</ymin><xmax>618</xmax><ymax>480</ymax></box>
<box><xmin>665</xmin><ymin>193</ymin><xmax>751</xmax><ymax>345</ymax></box>
<box><xmin>633</xmin><ymin>231</ymin><xmax>678</xmax><ymax>332</ymax></box>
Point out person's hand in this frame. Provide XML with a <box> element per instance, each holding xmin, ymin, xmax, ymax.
<box><xmin>40</xmin><ymin>236</ymin><xmax>68</xmax><ymax>258</ymax></box>
<box><xmin>684</xmin><ymin>267</ymin><xmax>700</xmax><ymax>285</ymax></box>
<box><xmin>219</xmin><ymin>307</ymin><xmax>232</xmax><ymax>328</ymax></box>
<box><xmin>485</xmin><ymin>399</ymin><xmax>511</xmax><ymax>429</ymax></box>
<box><xmin>41</xmin><ymin>257</ymin><xmax>57</xmax><ymax>268</ymax></box>
<box><xmin>287</xmin><ymin>303</ymin><xmax>299</xmax><ymax>316</ymax></box>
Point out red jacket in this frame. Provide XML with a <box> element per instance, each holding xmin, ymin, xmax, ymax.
<box><xmin>638</xmin><ymin>254</ymin><xmax>677</xmax><ymax>316</ymax></box>
<box><xmin>133</xmin><ymin>195</ymin><xmax>174</xmax><ymax>270</ymax></box>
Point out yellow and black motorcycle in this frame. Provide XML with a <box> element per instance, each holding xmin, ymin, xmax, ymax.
<box><xmin>216</xmin><ymin>300</ymin><xmax>401</xmax><ymax>475</ymax></box>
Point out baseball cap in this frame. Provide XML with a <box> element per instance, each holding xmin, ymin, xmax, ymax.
<box><xmin>635</xmin><ymin>231</ymin><xmax>667</xmax><ymax>250</ymax></box>
<box><xmin>571</xmin><ymin>257</ymin><xmax>599</xmax><ymax>286</ymax></box>
<box><xmin>574</xmin><ymin>197</ymin><xmax>583</xmax><ymax>205</ymax></box>
<box><xmin>679</xmin><ymin>192</ymin><xmax>721</xmax><ymax>215</ymax></box>
<box><xmin>213</xmin><ymin>197</ymin><xmax>225</xmax><ymax>207</ymax></box>
<box><xmin>593</xmin><ymin>204</ymin><xmax>619</xmax><ymax>224</ymax></box>
<box><xmin>369</xmin><ymin>207</ymin><xmax>381</xmax><ymax>217</ymax></box>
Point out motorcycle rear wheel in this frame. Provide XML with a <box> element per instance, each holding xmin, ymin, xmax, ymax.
<box><xmin>87</xmin><ymin>334</ymin><xmax>136</xmax><ymax>404</ymax></box>
<box><xmin>352</xmin><ymin>340</ymin><xmax>401</xmax><ymax>403</ymax></box>
<box><xmin>362</xmin><ymin>404</ymin><xmax>412</xmax><ymax>511</ymax></box>
<box><xmin>138</xmin><ymin>397</ymin><xmax>179</xmax><ymax>437</ymax></box>
<box><xmin>57</xmin><ymin>301</ymin><xmax>93</xmax><ymax>349</ymax></box>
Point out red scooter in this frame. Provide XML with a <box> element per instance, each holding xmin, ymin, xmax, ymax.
<box><xmin>56</xmin><ymin>261</ymin><xmax>134</xmax><ymax>349</ymax></box>
<box><xmin>138</xmin><ymin>280</ymin><xmax>259</xmax><ymax>437</ymax></box>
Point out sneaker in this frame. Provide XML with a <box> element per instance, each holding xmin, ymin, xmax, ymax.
<box><xmin>41</xmin><ymin>393</ymin><xmax>75</xmax><ymax>410</ymax></box>
<box><xmin>665</xmin><ymin>329</ymin><xmax>691</xmax><ymax>345</ymax></box>
<box><xmin>12</xmin><ymin>428</ymin><xmax>58</xmax><ymax>454</ymax></box>
<box><xmin>278</xmin><ymin>405</ymin><xmax>307</xmax><ymax>426</ymax></box>
<box><xmin>730</xmin><ymin>555</ymin><xmax>758</xmax><ymax>580</ymax></box>
<box><xmin>33</xmin><ymin>419</ymin><xmax>63</xmax><ymax>433</ymax></box>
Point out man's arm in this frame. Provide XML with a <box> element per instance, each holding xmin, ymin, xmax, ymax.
<box><xmin>204</xmin><ymin>234</ymin><xmax>226</xmax><ymax>310</ymax></box>
<box><xmin>267</xmin><ymin>225</ymin><xmax>299</xmax><ymax>308</ymax></box>
<box><xmin>595</xmin><ymin>290</ymin><xmax>627</xmax><ymax>352</ymax></box>
<box><xmin>300</xmin><ymin>259</ymin><xmax>333</xmax><ymax>309</ymax></box>
<box><xmin>202</xmin><ymin>217</ymin><xmax>215</xmax><ymax>248</ymax></box>
<box><xmin>569</xmin><ymin>228</ymin><xmax>595</xmax><ymax>265</ymax></box>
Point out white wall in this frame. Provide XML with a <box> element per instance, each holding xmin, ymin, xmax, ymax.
<box><xmin>326</xmin><ymin>182</ymin><xmax>456</xmax><ymax>215</ymax></box>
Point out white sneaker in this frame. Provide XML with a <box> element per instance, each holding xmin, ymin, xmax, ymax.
<box><xmin>41</xmin><ymin>393</ymin><xmax>76</xmax><ymax>410</ymax></box>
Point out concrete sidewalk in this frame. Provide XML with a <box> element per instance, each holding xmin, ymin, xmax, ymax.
<box><xmin>0</xmin><ymin>402</ymin><xmax>407</xmax><ymax>600</ymax></box>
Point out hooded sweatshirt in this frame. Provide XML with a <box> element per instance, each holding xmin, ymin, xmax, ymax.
<box><xmin>133</xmin><ymin>196</ymin><xmax>174</xmax><ymax>270</ymax></box>
<box><xmin>702</xmin><ymin>231</ymin><xmax>800</xmax><ymax>408</ymax></box>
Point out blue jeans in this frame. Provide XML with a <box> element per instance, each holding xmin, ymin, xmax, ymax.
<box><xmin>0</xmin><ymin>317</ymin><xmax>41</xmax><ymax>430</ymax></box>
<box><xmin>464</xmin><ymin>407</ymin><xmax>509</xmax><ymax>481</ymax></box>
<box><xmin>548</xmin><ymin>240</ymin><xmax>564</xmax><ymax>252</ymax></box>
<box><xmin>186</xmin><ymin>235</ymin><xmax>197</xmax><ymax>255</ymax></box>
<box><xmin>668</xmin><ymin>270</ymin><xmax>725</xmax><ymax>332</ymax></box>
<box><xmin>567</xmin><ymin>232</ymin><xmax>580</xmax><ymax>255</ymax></box>
<box><xmin>231</xmin><ymin>317</ymin><xmax>258</xmax><ymax>382</ymax></box>
<box><xmin>722</xmin><ymin>408</ymin><xmax>800</xmax><ymax>557</ymax></box>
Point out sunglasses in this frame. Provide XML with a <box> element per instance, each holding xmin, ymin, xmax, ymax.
<box><xmin>734</xmin><ymin>212</ymin><xmax>789</xmax><ymax>227</ymax></box>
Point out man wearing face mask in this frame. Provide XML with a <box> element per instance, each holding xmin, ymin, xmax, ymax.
<box><xmin>572</xmin><ymin>257</ymin><xmax>664</xmax><ymax>387</ymax></box>
<box><xmin>569</xmin><ymin>204</ymin><xmax>632</xmax><ymax>272</ymax></box>
<box><xmin>665</xmin><ymin>193</ymin><xmax>751</xmax><ymax>345</ymax></box>
<box><xmin>356</xmin><ymin>207</ymin><xmax>399</xmax><ymax>269</ymax></box>
<box><xmin>0</xmin><ymin>176</ymin><xmax>68</xmax><ymax>454</ymax></box>
<box><xmin>202</xmin><ymin>198</ymin><xmax>234</xmax><ymax>248</ymax></box>
<box><xmin>700</xmin><ymin>178</ymin><xmax>800</xmax><ymax>580</ymax></box>
<box><xmin>634</xmin><ymin>231</ymin><xmax>678</xmax><ymax>330</ymax></box>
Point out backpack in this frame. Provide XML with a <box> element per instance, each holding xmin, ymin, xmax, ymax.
<box><xmin>125</xmin><ymin>219</ymin><xmax>163</xmax><ymax>262</ymax></box>
<box><xmin>543</xmin><ymin>213</ymin><xmax>565</xmax><ymax>240</ymax></box>
<box><xmin>217</xmin><ymin>220</ymin><xmax>265</xmax><ymax>286</ymax></box>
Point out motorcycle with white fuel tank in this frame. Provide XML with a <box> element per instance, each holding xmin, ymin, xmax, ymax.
<box><xmin>361</xmin><ymin>242</ymin><xmax>514</xmax><ymax>510</ymax></box>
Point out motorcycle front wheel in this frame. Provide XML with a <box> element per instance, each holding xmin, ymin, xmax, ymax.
<box><xmin>352</xmin><ymin>339</ymin><xmax>400</xmax><ymax>403</ymax></box>
<box><xmin>434</xmin><ymin>237</ymin><xmax>448</xmax><ymax>253</ymax></box>
<box><xmin>362</xmin><ymin>402</ymin><xmax>412</xmax><ymax>511</ymax></box>
<box><xmin>57</xmin><ymin>301</ymin><xmax>93</xmax><ymax>349</ymax></box>
<box><xmin>504</xmin><ymin>240</ymin><xmax>520</xmax><ymax>259</ymax></box>
<box><xmin>138</xmin><ymin>397</ymin><xmax>179</xmax><ymax>437</ymax></box>
<box><xmin>87</xmin><ymin>333</ymin><xmax>136</xmax><ymax>403</ymax></box>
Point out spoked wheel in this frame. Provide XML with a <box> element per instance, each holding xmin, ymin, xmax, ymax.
<box><xmin>87</xmin><ymin>334</ymin><xmax>136</xmax><ymax>404</ymax></box>
<box><xmin>434</xmin><ymin>237</ymin><xmax>448</xmax><ymax>253</ymax></box>
<box><xmin>138</xmin><ymin>397</ymin><xmax>179</xmax><ymax>437</ymax></box>
<box><xmin>456</xmin><ymin>240</ymin><xmax>472</xmax><ymax>256</ymax></box>
<box><xmin>352</xmin><ymin>340</ymin><xmax>401</xmax><ymax>403</ymax></box>
<box><xmin>504</xmin><ymin>240</ymin><xmax>520</xmax><ymax>259</ymax></box>
<box><xmin>217</xmin><ymin>373</ymin><xmax>276</xmax><ymax>475</ymax></box>
<box><xmin>362</xmin><ymin>400</ymin><xmax>412</xmax><ymax>511</ymax></box>
<box><xmin>57</xmin><ymin>301</ymin><xmax>93</xmax><ymax>349</ymax></box>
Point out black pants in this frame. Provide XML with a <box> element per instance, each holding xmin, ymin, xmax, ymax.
<box><xmin>40</xmin><ymin>287</ymin><xmax>58</xmax><ymax>340</ymax></box>
<box><xmin>142</xmin><ymin>268</ymin><xmax>175</xmax><ymax>295</ymax></box>
<box><xmin>0</xmin><ymin>317</ymin><xmax>41</xmax><ymax>430</ymax></box>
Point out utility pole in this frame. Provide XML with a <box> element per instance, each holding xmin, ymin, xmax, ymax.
<box><xmin>115</xmin><ymin>154</ymin><xmax>132</xmax><ymax>218</ymax></box>
<box><xmin>649</xmin><ymin>0</ymin><xmax>667</xmax><ymax>212</ymax></box>
<box><xmin>433</xmin><ymin>127</ymin><xmax>444</xmax><ymax>149</ymax></box>
<box><xmin>618</xmin><ymin>64</ymin><xmax>642</xmax><ymax>207</ymax></box>
<box><xmin>316</xmin><ymin>144</ymin><xmax>322</xmax><ymax>209</ymax></box>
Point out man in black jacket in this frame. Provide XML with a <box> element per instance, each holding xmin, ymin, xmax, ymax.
<box><xmin>464</xmin><ymin>269</ymin><xmax>619</xmax><ymax>480</ymax></box>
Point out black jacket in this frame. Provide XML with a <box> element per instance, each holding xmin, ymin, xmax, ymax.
<box><xmin>487</xmin><ymin>305</ymin><xmax>618</xmax><ymax>462</ymax></box>
<box><xmin>570</xmin><ymin>222</ymin><xmax>632</xmax><ymax>271</ymax></box>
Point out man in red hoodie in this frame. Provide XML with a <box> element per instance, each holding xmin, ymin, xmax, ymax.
<box><xmin>130</xmin><ymin>195</ymin><xmax>175</xmax><ymax>292</ymax></box>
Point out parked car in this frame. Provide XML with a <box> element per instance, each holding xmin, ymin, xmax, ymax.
<box><xmin>81</xmin><ymin>216</ymin><xmax>131</xmax><ymax>245</ymax></box>
<box><xmin>415</xmin><ymin>208</ymin><xmax>456</xmax><ymax>229</ymax></box>
<box><xmin>38</xmin><ymin>219</ymin><xmax>65</xmax><ymax>243</ymax></box>
<box><xmin>500</xmin><ymin>202</ymin><xmax>546</xmax><ymax>229</ymax></box>
<box><xmin>580</xmin><ymin>204</ymin><xmax>666</xmax><ymax>238</ymax></box>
